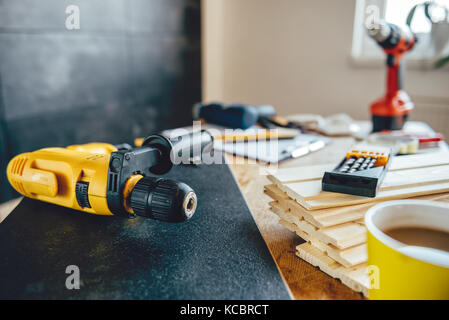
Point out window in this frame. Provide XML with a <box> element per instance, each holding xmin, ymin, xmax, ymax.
<box><xmin>352</xmin><ymin>0</ymin><xmax>449</xmax><ymax>65</ymax></box>
<box><xmin>386</xmin><ymin>0</ymin><xmax>449</xmax><ymax>32</ymax></box>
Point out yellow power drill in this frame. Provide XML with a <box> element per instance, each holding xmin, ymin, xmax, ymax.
<box><xmin>6</xmin><ymin>131</ymin><xmax>213</xmax><ymax>222</ymax></box>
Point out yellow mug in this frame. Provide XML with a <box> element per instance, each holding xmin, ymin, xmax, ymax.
<box><xmin>365</xmin><ymin>200</ymin><xmax>449</xmax><ymax>300</ymax></box>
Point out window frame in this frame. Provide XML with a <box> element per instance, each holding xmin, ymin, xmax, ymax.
<box><xmin>351</xmin><ymin>0</ymin><xmax>444</xmax><ymax>69</ymax></box>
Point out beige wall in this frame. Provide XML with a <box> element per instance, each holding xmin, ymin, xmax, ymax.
<box><xmin>202</xmin><ymin>0</ymin><xmax>449</xmax><ymax>135</ymax></box>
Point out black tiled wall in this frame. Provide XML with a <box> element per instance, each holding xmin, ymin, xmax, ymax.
<box><xmin>0</xmin><ymin>0</ymin><xmax>202</xmax><ymax>203</ymax></box>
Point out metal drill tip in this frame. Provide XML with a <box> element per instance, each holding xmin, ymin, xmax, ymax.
<box><xmin>183</xmin><ymin>191</ymin><xmax>197</xmax><ymax>218</ymax></box>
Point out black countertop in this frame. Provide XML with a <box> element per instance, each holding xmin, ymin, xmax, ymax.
<box><xmin>0</xmin><ymin>162</ymin><xmax>290</xmax><ymax>299</ymax></box>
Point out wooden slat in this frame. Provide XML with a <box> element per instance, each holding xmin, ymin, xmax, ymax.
<box><xmin>269</xmin><ymin>200</ymin><xmax>366</xmax><ymax>249</ymax></box>
<box><xmin>261</xmin><ymin>147</ymin><xmax>449</xmax><ymax>298</ymax></box>
<box><xmin>266</xmin><ymin>184</ymin><xmax>381</xmax><ymax>227</ymax></box>
<box><xmin>267</xmin><ymin>163</ymin><xmax>333</xmax><ymax>185</ymax></box>
<box><xmin>264</xmin><ymin>184</ymin><xmax>289</xmax><ymax>201</ymax></box>
<box><xmin>270</xmin><ymin>201</ymin><xmax>317</xmax><ymax>234</ymax></box>
<box><xmin>285</xmin><ymin>165</ymin><xmax>449</xmax><ymax>202</ymax></box>
<box><xmin>265</xmin><ymin>184</ymin><xmax>449</xmax><ymax>228</ymax></box>
<box><xmin>269</xmin><ymin>151</ymin><xmax>449</xmax><ymax>185</ymax></box>
<box><xmin>272</xmin><ymin>205</ymin><xmax>367</xmax><ymax>268</ymax></box>
<box><xmin>273</xmin><ymin>193</ymin><xmax>449</xmax><ymax>297</ymax></box>
<box><xmin>302</xmin><ymin>182</ymin><xmax>449</xmax><ymax>210</ymax></box>
<box><xmin>326</xmin><ymin>243</ymin><xmax>367</xmax><ymax>268</ymax></box>
<box><xmin>381</xmin><ymin>165</ymin><xmax>449</xmax><ymax>190</ymax></box>
<box><xmin>388</xmin><ymin>151</ymin><xmax>449</xmax><ymax>171</ymax></box>
<box><xmin>278</xmin><ymin>219</ymin><xmax>327</xmax><ymax>252</ymax></box>
<box><xmin>296</xmin><ymin>243</ymin><xmax>368</xmax><ymax>297</ymax></box>
<box><xmin>320</xmin><ymin>222</ymin><xmax>366</xmax><ymax>249</ymax></box>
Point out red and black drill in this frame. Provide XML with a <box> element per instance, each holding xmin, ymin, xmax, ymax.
<box><xmin>368</xmin><ymin>21</ymin><xmax>417</xmax><ymax>132</ymax></box>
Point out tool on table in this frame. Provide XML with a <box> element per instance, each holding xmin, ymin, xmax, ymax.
<box><xmin>135</xmin><ymin>102</ymin><xmax>304</xmax><ymax>147</ymax></box>
<box><xmin>366</xmin><ymin>130</ymin><xmax>444</xmax><ymax>155</ymax></box>
<box><xmin>284</xmin><ymin>114</ymin><xmax>322</xmax><ymax>131</ymax></box>
<box><xmin>367</xmin><ymin>21</ymin><xmax>417</xmax><ymax>132</ymax></box>
<box><xmin>167</xmin><ymin>123</ymin><xmax>298</xmax><ymax>141</ymax></box>
<box><xmin>193</xmin><ymin>102</ymin><xmax>306</xmax><ymax>132</ymax></box>
<box><xmin>367</xmin><ymin>131</ymin><xmax>419</xmax><ymax>155</ymax></box>
<box><xmin>193</xmin><ymin>102</ymin><xmax>276</xmax><ymax>129</ymax></box>
<box><xmin>322</xmin><ymin>146</ymin><xmax>391</xmax><ymax>197</ymax></box>
<box><xmin>7</xmin><ymin>131</ymin><xmax>213</xmax><ymax>222</ymax></box>
<box><xmin>257</xmin><ymin>114</ymin><xmax>306</xmax><ymax>132</ymax></box>
<box><xmin>284</xmin><ymin>113</ymin><xmax>362</xmax><ymax>137</ymax></box>
<box><xmin>214</xmin><ymin>134</ymin><xmax>329</xmax><ymax>163</ymax></box>
<box><xmin>135</xmin><ymin>124</ymin><xmax>300</xmax><ymax>149</ymax></box>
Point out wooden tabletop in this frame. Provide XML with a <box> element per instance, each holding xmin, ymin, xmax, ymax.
<box><xmin>0</xmin><ymin>136</ymin><xmax>363</xmax><ymax>300</ymax></box>
<box><xmin>225</xmin><ymin>136</ymin><xmax>365</xmax><ymax>300</ymax></box>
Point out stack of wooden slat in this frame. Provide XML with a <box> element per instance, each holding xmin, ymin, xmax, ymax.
<box><xmin>264</xmin><ymin>152</ymin><xmax>449</xmax><ymax>297</ymax></box>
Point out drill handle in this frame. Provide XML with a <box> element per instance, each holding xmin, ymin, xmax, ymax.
<box><xmin>386</xmin><ymin>54</ymin><xmax>404</xmax><ymax>93</ymax></box>
<box><xmin>141</xmin><ymin>130</ymin><xmax>214</xmax><ymax>175</ymax></box>
<box><xmin>169</xmin><ymin>130</ymin><xmax>214</xmax><ymax>164</ymax></box>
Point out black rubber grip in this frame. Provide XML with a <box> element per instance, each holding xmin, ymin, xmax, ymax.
<box><xmin>75</xmin><ymin>181</ymin><xmax>91</xmax><ymax>208</ymax></box>
<box><xmin>130</xmin><ymin>176</ymin><xmax>196</xmax><ymax>222</ymax></box>
<box><xmin>130</xmin><ymin>177</ymin><xmax>160</xmax><ymax>218</ymax></box>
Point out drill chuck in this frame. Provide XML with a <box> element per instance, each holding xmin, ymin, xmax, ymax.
<box><xmin>367</xmin><ymin>21</ymin><xmax>415</xmax><ymax>50</ymax></box>
<box><xmin>367</xmin><ymin>20</ymin><xmax>391</xmax><ymax>43</ymax></box>
<box><xmin>130</xmin><ymin>176</ymin><xmax>197</xmax><ymax>222</ymax></box>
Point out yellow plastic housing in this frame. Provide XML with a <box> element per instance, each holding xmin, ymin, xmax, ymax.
<box><xmin>7</xmin><ymin>147</ymin><xmax>113</xmax><ymax>215</ymax></box>
<box><xmin>67</xmin><ymin>142</ymin><xmax>118</xmax><ymax>154</ymax></box>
